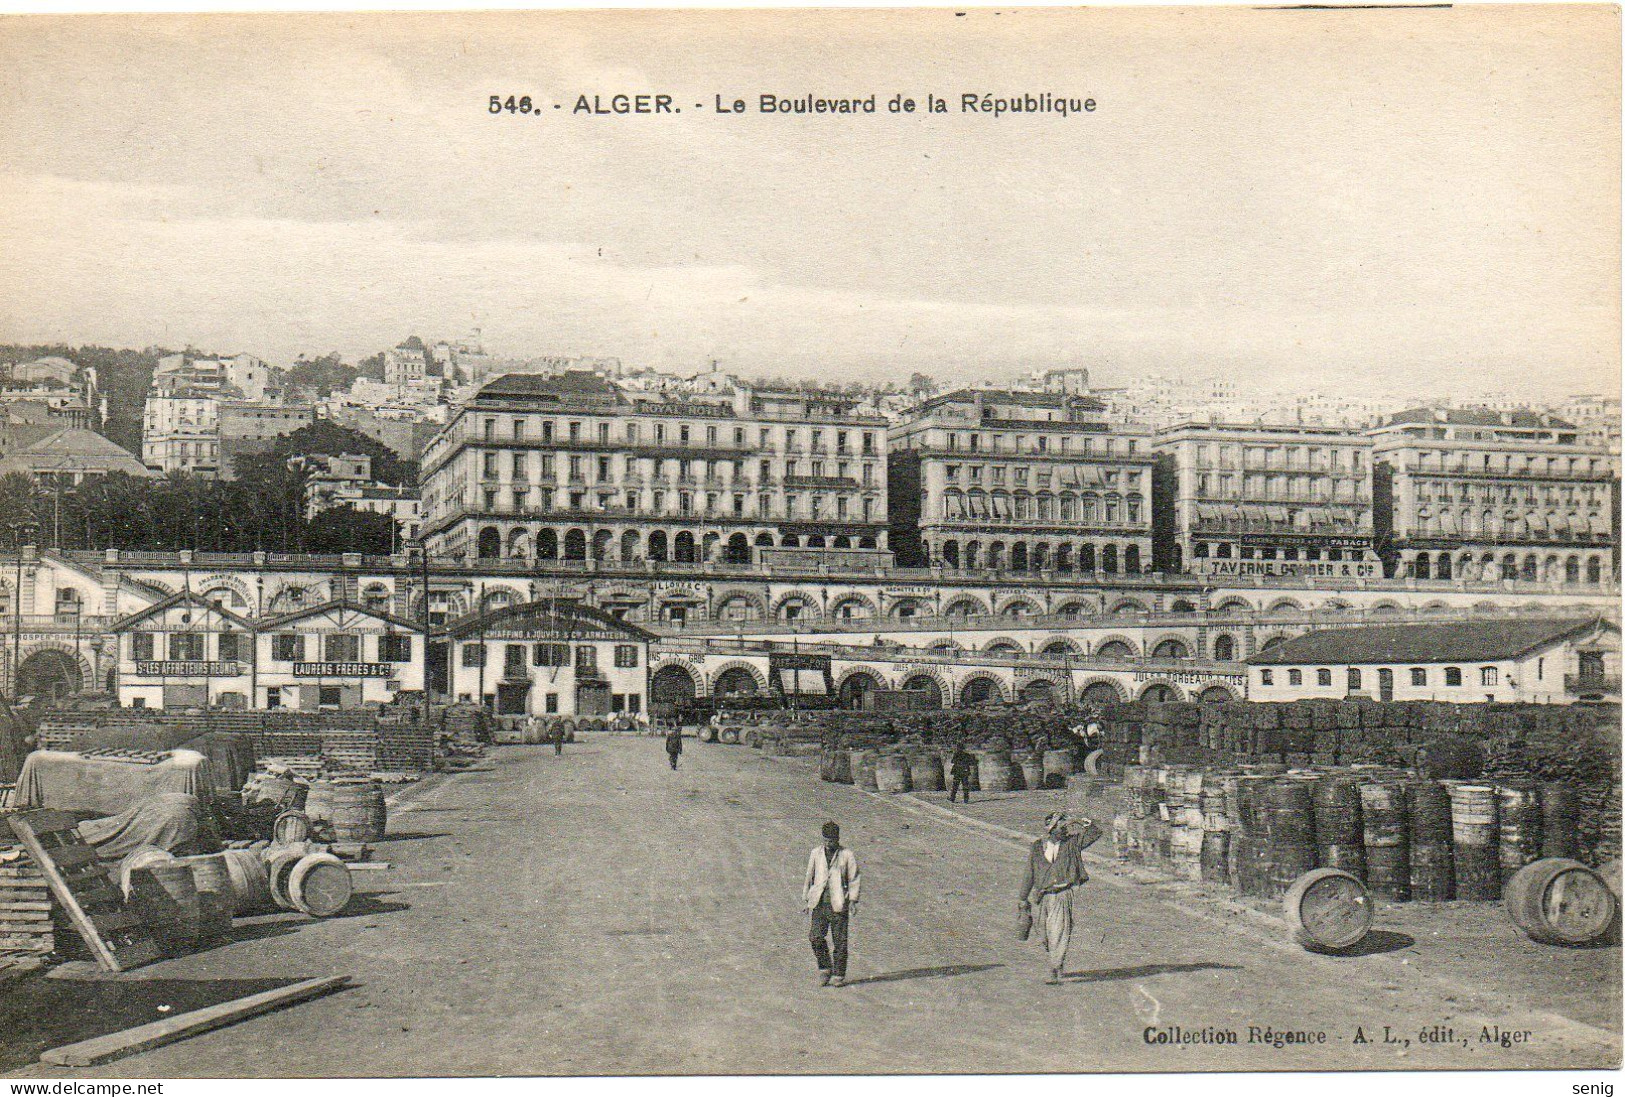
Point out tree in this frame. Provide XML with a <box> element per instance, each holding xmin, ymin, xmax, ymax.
<box><xmin>285</xmin><ymin>353</ymin><xmax>358</xmax><ymax>398</ymax></box>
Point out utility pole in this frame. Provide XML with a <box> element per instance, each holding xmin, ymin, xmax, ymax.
<box><xmin>7</xmin><ymin>520</ymin><xmax>39</xmax><ymax>700</ymax></box>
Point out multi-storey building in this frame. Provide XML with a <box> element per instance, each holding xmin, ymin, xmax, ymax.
<box><xmin>1154</xmin><ymin>422</ymin><xmax>1378</xmax><ymax>579</ymax></box>
<box><xmin>382</xmin><ymin>343</ymin><xmax>428</xmax><ymax>389</ymax></box>
<box><xmin>1370</xmin><ymin>408</ymin><xmax>1617</xmax><ymax>585</ymax></box>
<box><xmin>887</xmin><ymin>389</ymin><xmax>1154</xmax><ymax>574</ymax></box>
<box><xmin>419</xmin><ymin>371</ymin><xmax>889</xmax><ymax>563</ymax></box>
<box><xmin>216</xmin><ymin>402</ymin><xmax>315</xmax><ymax>479</ymax></box>
<box><xmin>142</xmin><ymin>354</ymin><xmax>293</xmax><ymax>478</ymax></box>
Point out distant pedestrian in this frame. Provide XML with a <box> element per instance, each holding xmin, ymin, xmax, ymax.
<box><xmin>665</xmin><ymin>727</ymin><xmax>684</xmax><ymax>770</ymax></box>
<box><xmin>553</xmin><ymin>720</ymin><xmax>566</xmax><ymax>756</ymax></box>
<box><xmin>949</xmin><ymin>743</ymin><xmax>975</xmax><ymax>804</ymax></box>
<box><xmin>803</xmin><ymin>821</ymin><xmax>861</xmax><ymax>988</ymax></box>
<box><xmin>1018</xmin><ymin>812</ymin><xmax>1102</xmax><ymax>985</ymax></box>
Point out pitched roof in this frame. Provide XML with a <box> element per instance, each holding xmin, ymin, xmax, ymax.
<box><xmin>1384</xmin><ymin>407</ymin><xmax>1576</xmax><ymax>430</ymax></box>
<box><xmin>1248</xmin><ymin>617</ymin><xmax>1616</xmax><ymax>666</ymax></box>
<box><xmin>110</xmin><ymin>590</ymin><xmax>255</xmax><ymax>632</ymax></box>
<box><xmin>475</xmin><ymin>371</ymin><xmax>625</xmax><ymax>404</ymax></box>
<box><xmin>257</xmin><ymin>598</ymin><xmax>423</xmax><ymax>633</ymax></box>
<box><xmin>0</xmin><ymin>428</ymin><xmax>152</xmax><ymax>477</ymax></box>
<box><xmin>444</xmin><ymin>598</ymin><xmax>656</xmax><ymax>642</ymax></box>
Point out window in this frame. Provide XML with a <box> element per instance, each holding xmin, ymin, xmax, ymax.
<box><xmin>170</xmin><ymin>633</ymin><xmax>204</xmax><ymax>662</ymax></box>
<box><xmin>273</xmin><ymin>634</ymin><xmax>303</xmax><ymax>662</ymax></box>
<box><xmin>132</xmin><ymin>633</ymin><xmax>155</xmax><ymax>662</ymax></box>
<box><xmin>545</xmin><ymin>693</ymin><xmax>559</xmax><ymax>714</ymax></box>
<box><xmin>1260</xmin><ymin>670</ymin><xmax>1273</xmax><ymax>685</ymax></box>
<box><xmin>504</xmin><ymin>644</ymin><xmax>527</xmax><ymax>679</ymax></box>
<box><xmin>265</xmin><ymin>687</ymin><xmax>282</xmax><ymax>709</ymax></box>
<box><xmin>627</xmin><ymin>694</ymin><xmax>641</xmax><ymax>714</ymax></box>
<box><xmin>533</xmin><ymin>642</ymin><xmax>569</xmax><ymax>667</ymax></box>
<box><xmin>1347</xmin><ymin>668</ymin><xmax>1362</xmax><ymax>691</ymax></box>
<box><xmin>1316</xmin><ymin>669</ymin><xmax>1332</xmax><ymax>687</ymax></box>
<box><xmin>1410</xmin><ymin>668</ymin><xmax>1427</xmax><ymax>687</ymax></box>
<box><xmin>218</xmin><ymin>633</ymin><xmax>240</xmax><ymax>662</ymax></box>
<box><xmin>461</xmin><ymin>644</ymin><xmax>486</xmax><ymax>668</ymax></box>
<box><xmin>1480</xmin><ymin>666</ymin><xmax>1499</xmax><ymax>687</ymax></box>
<box><xmin>324</xmin><ymin>634</ymin><xmax>360</xmax><ymax>662</ymax></box>
<box><xmin>319</xmin><ymin>685</ymin><xmax>343</xmax><ymax>708</ymax></box>
<box><xmin>380</xmin><ymin>634</ymin><xmax>413</xmax><ymax>662</ymax></box>
<box><xmin>575</xmin><ymin>646</ymin><xmax>598</xmax><ymax>674</ymax></box>
<box><xmin>614</xmin><ymin>644</ymin><xmax>640</xmax><ymax>668</ymax></box>
<box><xmin>1287</xmin><ymin>669</ymin><xmax>1302</xmax><ymax>686</ymax></box>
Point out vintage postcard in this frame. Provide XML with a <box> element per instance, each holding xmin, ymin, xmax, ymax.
<box><xmin>0</xmin><ymin>3</ymin><xmax>1618</xmax><ymax>1084</ymax></box>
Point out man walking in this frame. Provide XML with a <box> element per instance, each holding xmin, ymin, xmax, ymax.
<box><xmin>803</xmin><ymin>821</ymin><xmax>861</xmax><ymax>987</ymax></box>
<box><xmin>1018</xmin><ymin>812</ymin><xmax>1102</xmax><ymax>985</ymax></box>
<box><xmin>552</xmin><ymin>720</ymin><xmax>566</xmax><ymax>756</ymax></box>
<box><xmin>949</xmin><ymin>743</ymin><xmax>975</xmax><ymax>804</ymax></box>
<box><xmin>665</xmin><ymin>725</ymin><xmax>684</xmax><ymax>770</ymax></box>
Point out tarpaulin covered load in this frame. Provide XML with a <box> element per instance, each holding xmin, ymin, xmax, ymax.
<box><xmin>13</xmin><ymin>749</ymin><xmax>214</xmax><ymax>816</ymax></box>
<box><xmin>76</xmin><ymin>792</ymin><xmax>212</xmax><ymax>861</ymax></box>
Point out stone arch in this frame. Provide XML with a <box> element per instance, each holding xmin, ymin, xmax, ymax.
<box><xmin>1211</xmin><ymin>633</ymin><xmax>1239</xmax><ymax>661</ymax></box>
<box><xmin>1093</xmin><ymin>635</ymin><xmax>1139</xmax><ymax>659</ymax></box>
<box><xmin>13</xmin><ymin>642</ymin><xmax>91</xmax><ymax>701</ymax></box>
<box><xmin>506</xmin><ymin>528</ymin><xmax>531</xmax><ymax>558</ymax></box>
<box><xmin>1421</xmin><ymin>600</ymin><xmax>1450</xmax><ymax>611</ymax></box>
<box><xmin>1257</xmin><ymin>633</ymin><xmax>1291</xmax><ymax>652</ymax></box>
<box><xmin>709</xmin><ymin>660</ymin><xmax>768</xmax><ymax>698</ymax></box>
<box><xmin>1053</xmin><ymin>600</ymin><xmax>1090</xmax><ymax>617</ymax></box>
<box><xmin>563</xmin><ymin>528</ymin><xmax>588</xmax><ymax>561</ymax></box>
<box><xmin>713</xmin><ymin>590</ymin><xmax>768</xmax><ymax>623</ymax></box>
<box><xmin>477</xmin><ymin>585</ymin><xmax>527</xmax><ymax>613</ymax></box>
<box><xmin>898</xmin><ymin>670</ymin><xmax>947</xmax><ymax>708</ymax></box>
<box><xmin>1038</xmin><ymin>636</ymin><xmax>1083</xmax><ymax>656</ymax></box>
<box><xmin>1168</xmin><ymin>599</ymin><xmax>1198</xmax><ymax>614</ymax></box>
<box><xmin>620</xmin><ymin>529</ymin><xmax>642</xmax><ymax>563</ymax></box>
<box><xmin>955</xmin><ymin>674</ymin><xmax>1007</xmax><ymax>707</ymax></box>
<box><xmin>646</xmin><ymin>530</ymin><xmax>668</xmax><ymax>562</ymax></box>
<box><xmin>536</xmin><ymin>528</ymin><xmax>559</xmax><ymax>560</ymax></box>
<box><xmin>1136</xmin><ymin>679</ymin><xmax>1185</xmax><ymax>703</ymax></box>
<box><xmin>998</xmin><ymin>595</ymin><xmax>1043</xmax><ymax>618</ymax></box>
<box><xmin>1370</xmin><ymin>600</ymin><xmax>1404</xmax><ymax>614</ymax></box>
<box><xmin>1319</xmin><ymin>598</ymin><xmax>1352</xmax><ymax>613</ymax></box>
<box><xmin>1213</xmin><ymin>597</ymin><xmax>1253</xmax><ymax>613</ymax></box>
<box><xmin>1077</xmin><ymin>677</ymin><xmax>1127</xmax><ymax>704</ymax></box>
<box><xmin>942</xmin><ymin>595</ymin><xmax>991</xmax><ymax>618</ymax></box>
<box><xmin>1019</xmin><ymin>674</ymin><xmax>1067</xmax><ymax>705</ymax></box>
<box><xmin>928</xmin><ymin>638</ymin><xmax>965</xmax><ymax>651</ymax></box>
<box><xmin>360</xmin><ymin>581</ymin><xmax>393</xmax><ymax>612</ymax></box>
<box><xmin>1150</xmin><ymin>637</ymin><xmax>1191</xmax><ymax>659</ymax></box>
<box><xmin>724</xmin><ymin>532</ymin><xmax>751</xmax><ymax>564</ymax></box>
<box><xmin>477</xmin><ymin>526</ymin><xmax>502</xmax><ymax>559</ymax></box>
<box><xmin>828</xmin><ymin>592</ymin><xmax>879</xmax><ymax>621</ymax></box>
<box><xmin>649</xmin><ymin>661</ymin><xmax>700</xmax><ymax>707</ymax></box>
<box><xmin>1197</xmin><ymin>683</ymin><xmax>1241</xmax><ymax>703</ymax></box>
<box><xmin>771</xmin><ymin>589</ymin><xmax>823</xmax><ymax>622</ymax></box>
<box><xmin>197</xmin><ymin>575</ymin><xmax>254</xmax><ymax>611</ymax></box>
<box><xmin>982</xmin><ymin>636</ymin><xmax>1025</xmax><ymax>655</ymax></box>
<box><xmin>1109</xmin><ymin>598</ymin><xmax>1148</xmax><ymax>615</ymax></box>
<box><xmin>888</xmin><ymin>596</ymin><xmax>931</xmax><ymax>619</ymax></box>
<box><xmin>266</xmin><ymin>582</ymin><xmax>329</xmax><ymax>614</ymax></box>
<box><xmin>1264</xmin><ymin>597</ymin><xmax>1304</xmax><ymax>614</ymax></box>
<box><xmin>835</xmin><ymin>667</ymin><xmax>887</xmax><ymax>709</ymax></box>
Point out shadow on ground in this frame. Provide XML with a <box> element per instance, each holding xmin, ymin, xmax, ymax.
<box><xmin>1315</xmin><ymin>930</ymin><xmax>1416</xmax><ymax>958</ymax></box>
<box><xmin>846</xmin><ymin>963</ymin><xmax>1003</xmax><ymax>986</ymax></box>
<box><xmin>1063</xmin><ymin>961</ymin><xmax>1241</xmax><ymax>983</ymax></box>
<box><xmin>0</xmin><ymin>974</ymin><xmax>314</xmax><ymax>1074</ymax></box>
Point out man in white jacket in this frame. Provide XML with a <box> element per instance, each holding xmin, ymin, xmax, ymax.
<box><xmin>804</xmin><ymin>821</ymin><xmax>861</xmax><ymax>987</ymax></box>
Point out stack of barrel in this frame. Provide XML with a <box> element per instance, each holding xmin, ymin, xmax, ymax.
<box><xmin>1115</xmin><ymin>764</ymin><xmax>1590</xmax><ymax>911</ymax></box>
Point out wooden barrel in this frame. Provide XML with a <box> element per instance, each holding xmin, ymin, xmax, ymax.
<box><xmin>1042</xmin><ymin>749</ymin><xmax>1074</xmax><ymax>790</ymax></box>
<box><xmin>719</xmin><ymin>726</ymin><xmax>740</xmax><ymax>745</ymax></box>
<box><xmin>305</xmin><ymin>779</ymin><xmax>388</xmax><ymax>843</ymax></box>
<box><xmin>975</xmin><ymin>751</ymin><xmax>1016</xmax><ymax>793</ymax></box>
<box><xmin>1504</xmin><ymin>858</ymin><xmax>1618</xmax><ymax>946</ymax></box>
<box><xmin>1407</xmin><ymin>781</ymin><xmax>1455</xmax><ymax>902</ymax></box>
<box><xmin>222</xmin><ymin>848</ymin><xmax>272</xmax><ymax>914</ymax></box>
<box><xmin>1597</xmin><ymin>858</ymin><xmax>1621</xmax><ymax>900</ymax></box>
<box><xmin>1497</xmin><ymin>784</ymin><xmax>1544</xmax><ymax>886</ymax></box>
<box><xmin>130</xmin><ymin>862</ymin><xmax>201</xmax><ymax>953</ymax></box>
<box><xmin>272</xmin><ymin>810</ymin><xmax>312</xmax><ymax>845</ymax></box>
<box><xmin>1282</xmin><ymin>868</ymin><xmax>1375</xmax><ymax>953</ymax></box>
<box><xmin>1262</xmin><ymin>779</ymin><xmax>1317</xmax><ymax>898</ymax></box>
<box><xmin>850</xmin><ymin>750</ymin><xmax>880</xmax><ymax>791</ymax></box>
<box><xmin>117</xmin><ymin>846</ymin><xmax>174</xmax><ymax>901</ymax></box>
<box><xmin>1450</xmin><ymin>784</ymin><xmax>1500</xmax><ymax>901</ymax></box>
<box><xmin>875</xmin><ymin>754</ymin><xmax>913</xmax><ymax>794</ymax></box>
<box><xmin>1360</xmin><ymin>781</ymin><xmax>1410</xmax><ymax>901</ymax></box>
<box><xmin>288</xmin><ymin>853</ymin><xmax>355</xmax><ymax>918</ymax></box>
<box><xmin>908</xmin><ymin>752</ymin><xmax>944</xmax><ymax>792</ymax></box>
<box><xmin>1200</xmin><ymin>830</ymin><xmax>1230</xmax><ymax>884</ymax></box>
<box><xmin>1540</xmin><ymin>783</ymin><xmax>1578</xmax><ymax>860</ymax></box>
<box><xmin>266</xmin><ymin>847</ymin><xmax>309</xmax><ymax>911</ymax></box>
<box><xmin>1312</xmin><ymin>777</ymin><xmax>1365</xmax><ymax>881</ymax></box>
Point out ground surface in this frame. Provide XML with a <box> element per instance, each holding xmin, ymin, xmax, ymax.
<box><xmin>9</xmin><ymin>738</ymin><xmax>1621</xmax><ymax>1076</ymax></box>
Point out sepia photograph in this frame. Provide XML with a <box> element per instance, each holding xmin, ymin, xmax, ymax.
<box><xmin>0</xmin><ymin>2</ymin><xmax>1618</xmax><ymax>1083</ymax></box>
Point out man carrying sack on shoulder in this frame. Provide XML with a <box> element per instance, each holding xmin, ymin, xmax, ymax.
<box><xmin>1018</xmin><ymin>811</ymin><xmax>1102</xmax><ymax>985</ymax></box>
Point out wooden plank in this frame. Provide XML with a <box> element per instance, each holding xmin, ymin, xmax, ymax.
<box><xmin>0</xmin><ymin>901</ymin><xmax>53</xmax><ymax>912</ymax></box>
<box><xmin>40</xmin><ymin>975</ymin><xmax>352</xmax><ymax>1067</ymax></box>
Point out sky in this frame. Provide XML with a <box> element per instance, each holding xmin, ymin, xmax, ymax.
<box><xmin>0</xmin><ymin>6</ymin><xmax>1618</xmax><ymax>398</ymax></box>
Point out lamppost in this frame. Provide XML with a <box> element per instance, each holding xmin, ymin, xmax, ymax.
<box><xmin>7</xmin><ymin>520</ymin><xmax>40</xmax><ymax>700</ymax></box>
<box><xmin>409</xmin><ymin>540</ymin><xmax>432</xmax><ymax>704</ymax></box>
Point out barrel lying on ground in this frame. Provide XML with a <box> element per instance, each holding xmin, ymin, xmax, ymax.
<box><xmin>1282</xmin><ymin>867</ymin><xmax>1375</xmax><ymax>953</ymax></box>
<box><xmin>1503</xmin><ymin>858</ymin><xmax>1617</xmax><ymax>946</ymax></box>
